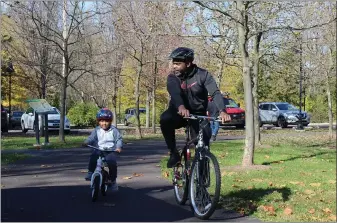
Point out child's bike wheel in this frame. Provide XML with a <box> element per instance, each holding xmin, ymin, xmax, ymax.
<box><xmin>91</xmin><ymin>176</ymin><xmax>100</xmax><ymax>202</ymax></box>
<box><xmin>189</xmin><ymin>152</ymin><xmax>221</xmax><ymax>220</ymax></box>
<box><xmin>173</xmin><ymin>162</ymin><xmax>189</xmax><ymax>205</ymax></box>
<box><xmin>101</xmin><ymin>174</ymin><xmax>108</xmax><ymax>196</ymax></box>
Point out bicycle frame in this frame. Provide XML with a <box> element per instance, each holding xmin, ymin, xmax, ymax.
<box><xmin>87</xmin><ymin>145</ymin><xmax>118</xmax><ymax>189</ymax></box>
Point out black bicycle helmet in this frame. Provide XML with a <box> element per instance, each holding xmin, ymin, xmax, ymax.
<box><xmin>169</xmin><ymin>47</ymin><xmax>194</xmax><ymax>62</ymax></box>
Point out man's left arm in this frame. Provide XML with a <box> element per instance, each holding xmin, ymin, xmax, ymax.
<box><xmin>204</xmin><ymin>72</ymin><xmax>225</xmax><ymax>112</ymax></box>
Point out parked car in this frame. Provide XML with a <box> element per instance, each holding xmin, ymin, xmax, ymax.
<box><xmin>1</xmin><ymin>104</ymin><xmax>8</xmax><ymax>132</ymax></box>
<box><xmin>10</xmin><ymin>111</ymin><xmax>24</xmax><ymax>128</ymax></box>
<box><xmin>259</xmin><ymin>102</ymin><xmax>310</xmax><ymax>128</ymax></box>
<box><xmin>124</xmin><ymin>108</ymin><xmax>146</xmax><ymax>126</ymax></box>
<box><xmin>21</xmin><ymin>107</ymin><xmax>71</xmax><ymax>133</ymax></box>
<box><xmin>220</xmin><ymin>97</ymin><xmax>246</xmax><ymax>129</ymax></box>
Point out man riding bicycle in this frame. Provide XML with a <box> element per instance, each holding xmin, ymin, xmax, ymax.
<box><xmin>160</xmin><ymin>47</ymin><xmax>231</xmax><ymax>168</ymax></box>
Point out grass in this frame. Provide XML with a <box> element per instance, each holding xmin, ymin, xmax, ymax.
<box><xmin>160</xmin><ymin>132</ymin><xmax>336</xmax><ymax>222</ymax></box>
<box><xmin>1</xmin><ymin>153</ymin><xmax>31</xmax><ymax>164</ymax></box>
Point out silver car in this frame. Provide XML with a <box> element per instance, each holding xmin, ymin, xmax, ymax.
<box><xmin>259</xmin><ymin>102</ymin><xmax>310</xmax><ymax>128</ymax></box>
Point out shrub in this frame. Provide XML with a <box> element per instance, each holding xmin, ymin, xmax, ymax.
<box><xmin>67</xmin><ymin>102</ymin><xmax>100</xmax><ymax>127</ymax></box>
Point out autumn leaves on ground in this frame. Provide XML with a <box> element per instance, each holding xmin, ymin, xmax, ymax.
<box><xmin>161</xmin><ymin>132</ymin><xmax>336</xmax><ymax>222</ymax></box>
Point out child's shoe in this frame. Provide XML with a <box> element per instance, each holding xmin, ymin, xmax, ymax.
<box><xmin>85</xmin><ymin>172</ymin><xmax>93</xmax><ymax>181</ymax></box>
<box><xmin>111</xmin><ymin>180</ymin><xmax>118</xmax><ymax>192</ymax></box>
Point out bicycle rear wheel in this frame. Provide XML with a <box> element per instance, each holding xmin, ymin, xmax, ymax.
<box><xmin>189</xmin><ymin>152</ymin><xmax>221</xmax><ymax>219</ymax></box>
<box><xmin>173</xmin><ymin>160</ymin><xmax>189</xmax><ymax>205</ymax></box>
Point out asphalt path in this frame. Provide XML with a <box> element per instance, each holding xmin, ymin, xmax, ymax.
<box><xmin>1</xmin><ymin>139</ymin><xmax>260</xmax><ymax>222</ymax></box>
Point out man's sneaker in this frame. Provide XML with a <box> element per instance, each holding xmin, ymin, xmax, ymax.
<box><xmin>167</xmin><ymin>151</ymin><xmax>180</xmax><ymax>168</ymax></box>
<box><xmin>111</xmin><ymin>181</ymin><xmax>118</xmax><ymax>192</ymax></box>
<box><xmin>85</xmin><ymin>172</ymin><xmax>93</xmax><ymax>181</ymax></box>
<box><xmin>212</xmin><ymin>135</ymin><xmax>216</xmax><ymax>141</ymax></box>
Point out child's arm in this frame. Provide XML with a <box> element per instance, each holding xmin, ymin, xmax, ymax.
<box><xmin>114</xmin><ymin>128</ymin><xmax>123</xmax><ymax>152</ymax></box>
<box><xmin>83</xmin><ymin>128</ymin><xmax>98</xmax><ymax>146</ymax></box>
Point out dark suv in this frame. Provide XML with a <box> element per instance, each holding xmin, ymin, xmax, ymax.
<box><xmin>1</xmin><ymin>104</ymin><xmax>9</xmax><ymax>132</ymax></box>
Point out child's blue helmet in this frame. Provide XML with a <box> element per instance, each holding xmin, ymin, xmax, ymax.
<box><xmin>96</xmin><ymin>108</ymin><xmax>113</xmax><ymax>121</ymax></box>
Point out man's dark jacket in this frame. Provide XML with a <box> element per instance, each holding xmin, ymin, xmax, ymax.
<box><xmin>167</xmin><ymin>64</ymin><xmax>225</xmax><ymax>114</ymax></box>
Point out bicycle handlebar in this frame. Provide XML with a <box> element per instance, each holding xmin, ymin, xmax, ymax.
<box><xmin>87</xmin><ymin>144</ymin><xmax>120</xmax><ymax>153</ymax></box>
<box><xmin>183</xmin><ymin>114</ymin><xmax>223</xmax><ymax>122</ymax></box>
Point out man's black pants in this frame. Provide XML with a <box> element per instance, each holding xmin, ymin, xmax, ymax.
<box><xmin>160</xmin><ymin>109</ymin><xmax>212</xmax><ymax>152</ymax></box>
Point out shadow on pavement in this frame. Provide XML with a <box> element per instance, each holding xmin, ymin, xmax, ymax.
<box><xmin>1</xmin><ymin>185</ymin><xmax>252</xmax><ymax>222</ymax></box>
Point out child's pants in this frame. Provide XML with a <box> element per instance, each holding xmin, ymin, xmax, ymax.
<box><xmin>88</xmin><ymin>150</ymin><xmax>118</xmax><ymax>181</ymax></box>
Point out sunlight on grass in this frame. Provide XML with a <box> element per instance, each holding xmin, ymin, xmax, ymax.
<box><xmin>160</xmin><ymin>132</ymin><xmax>336</xmax><ymax>222</ymax></box>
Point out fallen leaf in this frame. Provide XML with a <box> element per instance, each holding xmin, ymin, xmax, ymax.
<box><xmin>231</xmin><ymin>184</ymin><xmax>239</xmax><ymax>188</ymax></box>
<box><xmin>328</xmin><ymin>215</ymin><xmax>336</xmax><ymax>221</ymax></box>
<box><xmin>80</xmin><ymin>170</ymin><xmax>87</xmax><ymax>173</ymax></box>
<box><xmin>163</xmin><ymin>172</ymin><xmax>169</xmax><ymax>178</ymax></box>
<box><xmin>323</xmin><ymin>208</ymin><xmax>332</xmax><ymax>214</ymax></box>
<box><xmin>328</xmin><ymin>180</ymin><xmax>336</xmax><ymax>184</ymax></box>
<box><xmin>309</xmin><ymin>183</ymin><xmax>321</xmax><ymax>187</ymax></box>
<box><xmin>304</xmin><ymin>190</ymin><xmax>315</xmax><ymax>195</ymax></box>
<box><xmin>247</xmin><ymin>186</ymin><xmax>254</xmax><ymax>189</ymax></box>
<box><xmin>133</xmin><ymin>173</ymin><xmax>144</xmax><ymax>177</ymax></box>
<box><xmin>122</xmin><ymin>176</ymin><xmax>132</xmax><ymax>180</ymax></box>
<box><xmin>103</xmin><ymin>203</ymin><xmax>115</xmax><ymax>207</ymax></box>
<box><xmin>235</xmin><ymin>179</ymin><xmax>244</xmax><ymax>182</ymax></box>
<box><xmin>269</xmin><ymin>182</ymin><xmax>273</xmax><ymax>186</ymax></box>
<box><xmin>265</xmin><ymin>155</ymin><xmax>270</xmax><ymax>159</ymax></box>
<box><xmin>284</xmin><ymin>207</ymin><xmax>293</xmax><ymax>215</ymax></box>
<box><xmin>308</xmin><ymin>208</ymin><xmax>315</xmax><ymax>214</ymax></box>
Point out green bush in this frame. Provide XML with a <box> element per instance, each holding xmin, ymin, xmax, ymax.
<box><xmin>127</xmin><ymin>108</ymin><xmax>165</xmax><ymax>126</ymax></box>
<box><xmin>67</xmin><ymin>102</ymin><xmax>100</xmax><ymax>127</ymax></box>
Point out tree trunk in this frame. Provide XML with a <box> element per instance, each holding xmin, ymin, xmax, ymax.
<box><xmin>112</xmin><ymin>73</ymin><xmax>117</xmax><ymax>126</ymax></box>
<box><xmin>146</xmin><ymin>90</ymin><xmax>150</xmax><ymax>128</ymax></box>
<box><xmin>327</xmin><ymin>47</ymin><xmax>334</xmax><ymax>139</ymax></box>
<box><xmin>59</xmin><ymin>76</ymin><xmax>67</xmax><ymax>142</ymax></box>
<box><xmin>237</xmin><ymin>1</ymin><xmax>255</xmax><ymax>166</ymax></box>
<box><xmin>135</xmin><ymin>65</ymin><xmax>142</xmax><ymax>139</ymax></box>
<box><xmin>152</xmin><ymin>60</ymin><xmax>158</xmax><ymax>133</ymax></box>
<box><xmin>252</xmin><ymin>32</ymin><xmax>262</xmax><ymax>147</ymax></box>
<box><xmin>59</xmin><ymin>0</ymin><xmax>67</xmax><ymax>142</ymax></box>
<box><xmin>217</xmin><ymin>60</ymin><xmax>225</xmax><ymax>88</ymax></box>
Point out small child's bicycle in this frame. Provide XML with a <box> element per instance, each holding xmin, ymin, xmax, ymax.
<box><xmin>87</xmin><ymin>145</ymin><xmax>119</xmax><ymax>202</ymax></box>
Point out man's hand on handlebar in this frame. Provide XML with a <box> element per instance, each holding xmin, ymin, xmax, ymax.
<box><xmin>219</xmin><ymin>111</ymin><xmax>231</xmax><ymax>124</ymax></box>
<box><xmin>115</xmin><ymin>148</ymin><xmax>122</xmax><ymax>153</ymax></box>
<box><xmin>178</xmin><ymin>105</ymin><xmax>190</xmax><ymax>118</ymax></box>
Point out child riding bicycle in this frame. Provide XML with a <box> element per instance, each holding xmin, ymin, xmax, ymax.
<box><xmin>82</xmin><ymin>108</ymin><xmax>123</xmax><ymax>192</ymax></box>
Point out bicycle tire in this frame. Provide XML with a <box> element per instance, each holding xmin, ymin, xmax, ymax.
<box><xmin>173</xmin><ymin>160</ymin><xmax>189</xmax><ymax>205</ymax></box>
<box><xmin>91</xmin><ymin>176</ymin><xmax>100</xmax><ymax>202</ymax></box>
<box><xmin>189</xmin><ymin>152</ymin><xmax>221</xmax><ymax>220</ymax></box>
<box><xmin>101</xmin><ymin>171</ymin><xmax>108</xmax><ymax>196</ymax></box>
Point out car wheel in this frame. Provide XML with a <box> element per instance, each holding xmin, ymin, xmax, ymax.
<box><xmin>277</xmin><ymin>117</ymin><xmax>287</xmax><ymax>128</ymax></box>
<box><xmin>21</xmin><ymin>122</ymin><xmax>28</xmax><ymax>133</ymax></box>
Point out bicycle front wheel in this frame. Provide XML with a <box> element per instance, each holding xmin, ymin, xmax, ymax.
<box><xmin>189</xmin><ymin>152</ymin><xmax>221</xmax><ymax>220</ymax></box>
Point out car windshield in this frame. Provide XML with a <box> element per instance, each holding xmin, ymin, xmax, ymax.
<box><xmin>13</xmin><ymin>112</ymin><xmax>24</xmax><ymax>117</ymax></box>
<box><xmin>223</xmin><ymin>98</ymin><xmax>239</xmax><ymax>108</ymax></box>
<box><xmin>49</xmin><ymin>108</ymin><xmax>59</xmax><ymax>114</ymax></box>
<box><xmin>276</xmin><ymin>103</ymin><xmax>297</xmax><ymax>111</ymax></box>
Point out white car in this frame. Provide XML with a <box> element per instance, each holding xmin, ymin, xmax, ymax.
<box><xmin>21</xmin><ymin>107</ymin><xmax>71</xmax><ymax>133</ymax></box>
